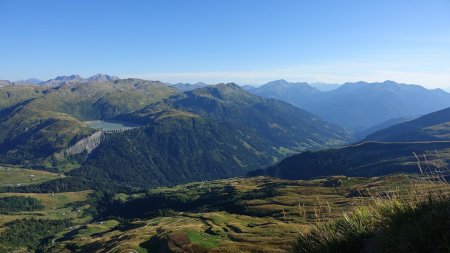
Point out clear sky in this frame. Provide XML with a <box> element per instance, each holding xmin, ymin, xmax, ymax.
<box><xmin>1</xmin><ymin>0</ymin><xmax>449</xmax><ymax>88</ymax></box>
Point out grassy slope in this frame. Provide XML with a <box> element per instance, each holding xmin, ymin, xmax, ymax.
<box><xmin>255</xmin><ymin>141</ymin><xmax>450</xmax><ymax>180</ymax></box>
<box><xmin>0</xmin><ymin>85</ymin><xmax>45</xmax><ymax>109</ymax></box>
<box><xmin>0</xmin><ymin>104</ymin><xmax>93</xmax><ymax>167</ymax></box>
<box><xmin>293</xmin><ymin>179</ymin><xmax>450</xmax><ymax>253</ymax></box>
<box><xmin>48</xmin><ymin>175</ymin><xmax>433</xmax><ymax>253</ymax></box>
<box><xmin>0</xmin><ymin>165</ymin><xmax>62</xmax><ymax>187</ymax></box>
<box><xmin>0</xmin><ymin>190</ymin><xmax>91</xmax><ymax>230</ymax></box>
<box><xmin>365</xmin><ymin>107</ymin><xmax>450</xmax><ymax>142</ymax></box>
<box><xmin>26</xmin><ymin>79</ymin><xmax>177</xmax><ymax>120</ymax></box>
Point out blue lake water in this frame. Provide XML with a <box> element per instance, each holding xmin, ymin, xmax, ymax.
<box><xmin>85</xmin><ymin>120</ymin><xmax>142</xmax><ymax>130</ymax></box>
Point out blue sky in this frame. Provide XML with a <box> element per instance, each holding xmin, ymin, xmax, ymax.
<box><xmin>1</xmin><ymin>0</ymin><xmax>449</xmax><ymax>88</ymax></box>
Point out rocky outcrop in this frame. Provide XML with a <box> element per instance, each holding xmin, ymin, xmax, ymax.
<box><xmin>62</xmin><ymin>131</ymin><xmax>106</xmax><ymax>157</ymax></box>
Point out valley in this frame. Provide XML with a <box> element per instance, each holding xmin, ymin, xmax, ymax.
<box><xmin>0</xmin><ymin>75</ymin><xmax>449</xmax><ymax>252</ymax></box>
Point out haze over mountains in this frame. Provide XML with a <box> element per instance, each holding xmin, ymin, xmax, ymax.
<box><xmin>252</xmin><ymin>106</ymin><xmax>450</xmax><ymax>180</ymax></box>
<box><xmin>245</xmin><ymin>79</ymin><xmax>450</xmax><ymax>136</ymax></box>
<box><xmin>364</xmin><ymin>107</ymin><xmax>450</xmax><ymax>142</ymax></box>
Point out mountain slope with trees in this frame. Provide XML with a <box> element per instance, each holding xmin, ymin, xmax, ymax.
<box><xmin>71</xmin><ymin>83</ymin><xmax>351</xmax><ymax>188</ymax></box>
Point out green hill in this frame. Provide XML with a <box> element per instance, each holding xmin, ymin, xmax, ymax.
<box><xmin>0</xmin><ymin>103</ymin><xmax>92</xmax><ymax>167</ymax></box>
<box><xmin>123</xmin><ymin>83</ymin><xmax>350</xmax><ymax>151</ymax></box>
<box><xmin>0</xmin><ymin>85</ymin><xmax>46</xmax><ymax>109</ymax></box>
<box><xmin>20</xmin><ymin>78</ymin><xmax>178</xmax><ymax>120</ymax></box>
<box><xmin>251</xmin><ymin>141</ymin><xmax>450</xmax><ymax>180</ymax></box>
<box><xmin>69</xmin><ymin>84</ymin><xmax>351</xmax><ymax>188</ymax></box>
<box><xmin>0</xmin><ymin>78</ymin><xmax>178</xmax><ymax>168</ymax></box>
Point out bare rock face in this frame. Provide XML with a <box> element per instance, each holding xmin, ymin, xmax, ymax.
<box><xmin>62</xmin><ymin>131</ymin><xmax>106</xmax><ymax>157</ymax></box>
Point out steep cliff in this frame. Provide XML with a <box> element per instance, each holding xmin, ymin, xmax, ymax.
<box><xmin>62</xmin><ymin>131</ymin><xmax>106</xmax><ymax>157</ymax></box>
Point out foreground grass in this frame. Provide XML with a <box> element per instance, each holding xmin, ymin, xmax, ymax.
<box><xmin>47</xmin><ymin>175</ymin><xmax>436</xmax><ymax>253</ymax></box>
<box><xmin>0</xmin><ymin>174</ymin><xmax>445</xmax><ymax>252</ymax></box>
<box><xmin>293</xmin><ymin>182</ymin><xmax>450</xmax><ymax>253</ymax></box>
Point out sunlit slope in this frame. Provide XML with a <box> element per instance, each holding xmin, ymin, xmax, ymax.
<box><xmin>71</xmin><ymin>84</ymin><xmax>351</xmax><ymax>188</ymax></box>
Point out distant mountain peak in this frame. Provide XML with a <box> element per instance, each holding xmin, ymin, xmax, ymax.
<box><xmin>215</xmin><ymin>82</ymin><xmax>241</xmax><ymax>89</ymax></box>
<box><xmin>54</xmin><ymin>74</ymin><xmax>82</xmax><ymax>81</ymax></box>
<box><xmin>261</xmin><ymin>80</ymin><xmax>314</xmax><ymax>90</ymax></box>
<box><xmin>170</xmin><ymin>82</ymin><xmax>208</xmax><ymax>91</ymax></box>
<box><xmin>188</xmin><ymin>82</ymin><xmax>253</xmax><ymax>102</ymax></box>
<box><xmin>264</xmin><ymin>79</ymin><xmax>291</xmax><ymax>87</ymax></box>
<box><xmin>382</xmin><ymin>80</ymin><xmax>398</xmax><ymax>84</ymax></box>
<box><xmin>40</xmin><ymin>74</ymin><xmax>120</xmax><ymax>87</ymax></box>
<box><xmin>87</xmin><ymin>74</ymin><xmax>119</xmax><ymax>82</ymax></box>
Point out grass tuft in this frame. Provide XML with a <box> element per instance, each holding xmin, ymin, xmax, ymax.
<box><xmin>293</xmin><ymin>153</ymin><xmax>450</xmax><ymax>253</ymax></box>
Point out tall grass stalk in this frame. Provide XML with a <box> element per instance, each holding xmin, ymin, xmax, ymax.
<box><xmin>292</xmin><ymin>153</ymin><xmax>450</xmax><ymax>253</ymax></box>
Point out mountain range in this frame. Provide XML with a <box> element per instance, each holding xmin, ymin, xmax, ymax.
<box><xmin>1</xmin><ymin>74</ymin><xmax>449</xmax><ymax>187</ymax></box>
<box><xmin>8</xmin><ymin>76</ymin><xmax>449</xmax><ymax>140</ymax></box>
<box><xmin>0</xmin><ymin>75</ymin><xmax>350</xmax><ymax>188</ymax></box>
<box><xmin>1</xmin><ymin>74</ymin><xmax>120</xmax><ymax>87</ymax></box>
<box><xmin>169</xmin><ymin>82</ymin><xmax>209</xmax><ymax>91</ymax></box>
<box><xmin>1</xmin><ymin>73</ymin><xmax>450</xmax><ymax>252</ymax></box>
<box><xmin>364</xmin><ymin>107</ymin><xmax>450</xmax><ymax>142</ymax></box>
<box><xmin>244</xmin><ymin>79</ymin><xmax>450</xmax><ymax>136</ymax></box>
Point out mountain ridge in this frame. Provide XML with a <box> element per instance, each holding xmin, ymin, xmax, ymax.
<box><xmin>69</xmin><ymin>83</ymin><xmax>351</xmax><ymax>188</ymax></box>
<box><xmin>246</xmin><ymin>79</ymin><xmax>450</xmax><ymax>134</ymax></box>
<box><xmin>365</xmin><ymin>107</ymin><xmax>450</xmax><ymax>142</ymax></box>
